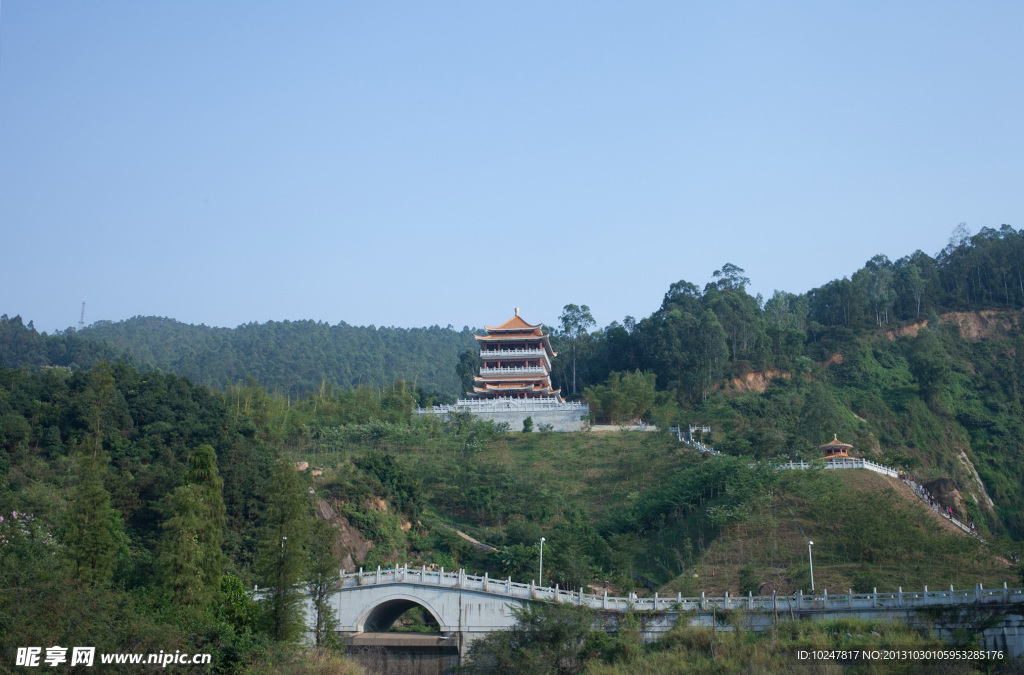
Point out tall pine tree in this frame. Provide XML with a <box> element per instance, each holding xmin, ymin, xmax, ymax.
<box><xmin>157</xmin><ymin>445</ymin><xmax>227</xmax><ymax>610</ymax></box>
<box><xmin>157</xmin><ymin>484</ymin><xmax>207</xmax><ymax>607</ymax></box>
<box><xmin>306</xmin><ymin>519</ymin><xmax>341</xmax><ymax>646</ymax></box>
<box><xmin>255</xmin><ymin>459</ymin><xmax>311</xmax><ymax>643</ymax></box>
<box><xmin>66</xmin><ymin>363</ymin><xmax>123</xmax><ymax>588</ymax></box>
<box><xmin>66</xmin><ymin>451</ymin><xmax>117</xmax><ymax>588</ymax></box>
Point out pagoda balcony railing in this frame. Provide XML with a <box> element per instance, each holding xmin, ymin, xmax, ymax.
<box><xmin>479</xmin><ymin>366</ymin><xmax>547</xmax><ymax>376</ymax></box>
<box><xmin>480</xmin><ymin>348</ymin><xmax>546</xmax><ymax>359</ymax></box>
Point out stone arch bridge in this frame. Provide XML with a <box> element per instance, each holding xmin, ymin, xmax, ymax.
<box><xmin>320</xmin><ymin>565</ymin><xmax>1024</xmax><ymax>661</ymax></box>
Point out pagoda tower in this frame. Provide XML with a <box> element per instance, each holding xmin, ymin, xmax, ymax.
<box><xmin>469</xmin><ymin>309</ymin><xmax>562</xmax><ymax>401</ymax></box>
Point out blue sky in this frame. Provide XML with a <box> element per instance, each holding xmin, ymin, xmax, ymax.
<box><xmin>1</xmin><ymin>2</ymin><xmax>1021</xmax><ymax>333</ymax></box>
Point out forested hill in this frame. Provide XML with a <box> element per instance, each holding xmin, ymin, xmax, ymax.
<box><xmin>0</xmin><ymin>315</ymin><xmax>477</xmax><ymax>399</ymax></box>
<box><xmin>568</xmin><ymin>223</ymin><xmax>1024</xmax><ymax>402</ymax></box>
<box><xmin>563</xmin><ymin>224</ymin><xmax>1024</xmax><ymax>540</ymax></box>
<box><xmin>0</xmin><ymin>314</ymin><xmax>129</xmax><ymax>370</ymax></box>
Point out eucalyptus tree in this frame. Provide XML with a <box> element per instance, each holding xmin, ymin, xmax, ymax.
<box><xmin>896</xmin><ymin>259</ymin><xmax>926</xmax><ymax>318</ymax></box>
<box><xmin>854</xmin><ymin>255</ymin><xmax>895</xmax><ymax>327</ymax></box>
<box><xmin>558</xmin><ymin>304</ymin><xmax>596</xmax><ymax>395</ymax></box>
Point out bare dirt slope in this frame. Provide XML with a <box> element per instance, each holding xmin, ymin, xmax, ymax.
<box><xmin>942</xmin><ymin>310</ymin><xmax>1020</xmax><ymax>341</ymax></box>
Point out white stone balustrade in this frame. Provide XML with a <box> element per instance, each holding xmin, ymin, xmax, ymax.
<box><xmin>341</xmin><ymin>565</ymin><xmax>1023</xmax><ymax>614</ymax></box>
<box><xmin>417</xmin><ymin>398</ymin><xmax>587</xmax><ymax>414</ymax></box>
<box><xmin>776</xmin><ymin>458</ymin><xmax>899</xmax><ymax>478</ymax></box>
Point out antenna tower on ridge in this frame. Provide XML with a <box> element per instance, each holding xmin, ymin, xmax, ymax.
<box><xmin>78</xmin><ymin>296</ymin><xmax>86</xmax><ymax>331</ymax></box>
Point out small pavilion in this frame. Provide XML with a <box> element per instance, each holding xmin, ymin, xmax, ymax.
<box><xmin>818</xmin><ymin>434</ymin><xmax>853</xmax><ymax>459</ymax></box>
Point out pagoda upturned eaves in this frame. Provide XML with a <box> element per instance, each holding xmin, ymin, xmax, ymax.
<box><xmin>469</xmin><ymin>309</ymin><xmax>562</xmax><ymax>401</ymax></box>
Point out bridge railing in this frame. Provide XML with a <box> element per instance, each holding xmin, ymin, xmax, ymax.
<box><xmin>340</xmin><ymin>566</ymin><xmax>1024</xmax><ymax>612</ymax></box>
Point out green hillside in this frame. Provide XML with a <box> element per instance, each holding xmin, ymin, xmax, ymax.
<box><xmin>3</xmin><ymin>226</ymin><xmax>1024</xmax><ymax>670</ymax></box>
<box><xmin>0</xmin><ymin>354</ymin><xmax>1019</xmax><ymax>671</ymax></box>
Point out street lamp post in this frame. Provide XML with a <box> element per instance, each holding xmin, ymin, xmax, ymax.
<box><xmin>808</xmin><ymin>540</ymin><xmax>814</xmax><ymax>592</ymax></box>
<box><xmin>539</xmin><ymin>537</ymin><xmax>545</xmax><ymax>585</ymax></box>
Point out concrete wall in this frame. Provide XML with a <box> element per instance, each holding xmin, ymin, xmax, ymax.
<box><xmin>473</xmin><ymin>408</ymin><xmax>587</xmax><ymax>432</ymax></box>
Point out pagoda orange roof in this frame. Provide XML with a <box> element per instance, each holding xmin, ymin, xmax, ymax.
<box><xmin>484</xmin><ymin>314</ymin><xmax>542</xmax><ymax>332</ymax></box>
<box><xmin>475</xmin><ymin>333</ymin><xmax>545</xmax><ymax>340</ymax></box>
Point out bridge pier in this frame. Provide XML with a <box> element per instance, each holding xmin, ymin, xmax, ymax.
<box><xmin>343</xmin><ymin>632</ymin><xmax>461</xmax><ymax>674</ymax></box>
<box><xmin>339</xmin><ymin>629</ymin><xmax>498</xmax><ymax>673</ymax></box>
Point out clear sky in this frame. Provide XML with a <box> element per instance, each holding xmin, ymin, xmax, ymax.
<box><xmin>1</xmin><ymin>2</ymin><xmax>1021</xmax><ymax>334</ymax></box>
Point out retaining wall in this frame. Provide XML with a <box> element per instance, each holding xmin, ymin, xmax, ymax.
<box><xmin>472</xmin><ymin>407</ymin><xmax>587</xmax><ymax>432</ymax></box>
<box><xmin>417</xmin><ymin>401</ymin><xmax>589</xmax><ymax>432</ymax></box>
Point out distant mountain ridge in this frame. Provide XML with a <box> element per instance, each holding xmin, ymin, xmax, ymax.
<box><xmin>81</xmin><ymin>316</ymin><xmax>478</xmax><ymax>398</ymax></box>
<box><xmin>1</xmin><ymin>314</ymin><xmax>477</xmax><ymax>398</ymax></box>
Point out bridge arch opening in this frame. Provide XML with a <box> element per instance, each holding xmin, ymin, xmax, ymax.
<box><xmin>363</xmin><ymin>599</ymin><xmax>442</xmax><ymax>633</ymax></box>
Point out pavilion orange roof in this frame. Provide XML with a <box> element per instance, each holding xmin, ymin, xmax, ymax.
<box><xmin>818</xmin><ymin>434</ymin><xmax>853</xmax><ymax>451</ymax></box>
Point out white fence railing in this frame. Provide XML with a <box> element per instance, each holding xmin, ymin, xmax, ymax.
<box><xmin>340</xmin><ymin>565</ymin><xmax>1023</xmax><ymax>613</ymax></box>
<box><xmin>670</xmin><ymin>425</ymin><xmax>718</xmax><ymax>454</ymax></box>
<box><xmin>904</xmin><ymin>478</ymin><xmax>985</xmax><ymax>541</ymax></box>
<box><xmin>416</xmin><ymin>398</ymin><xmax>588</xmax><ymax>415</ymax></box>
<box><xmin>777</xmin><ymin>458</ymin><xmax>899</xmax><ymax>478</ymax></box>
